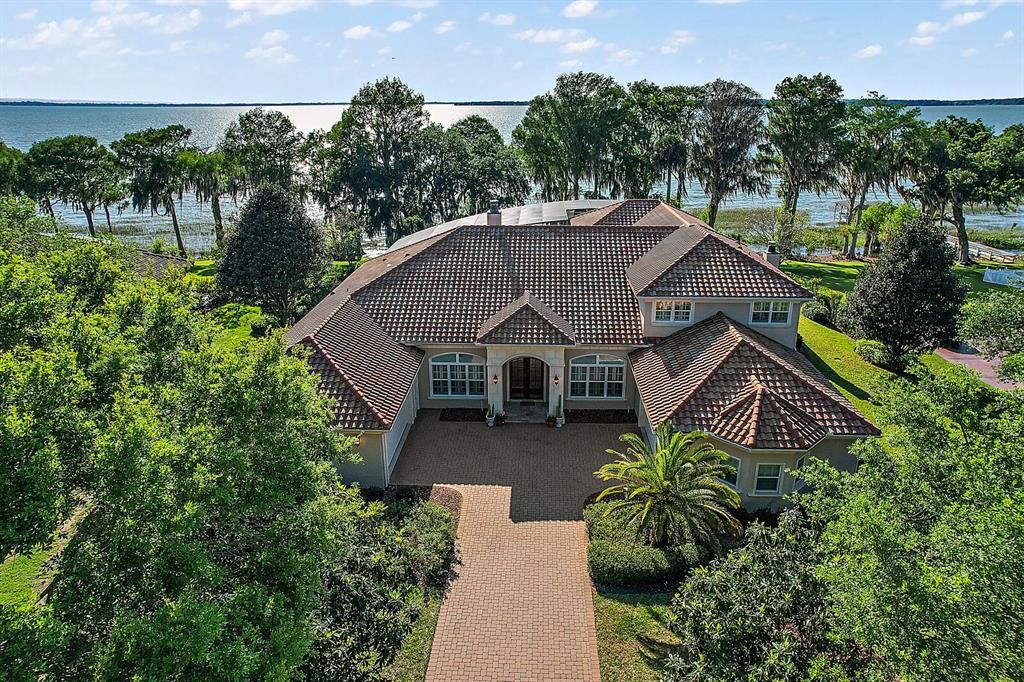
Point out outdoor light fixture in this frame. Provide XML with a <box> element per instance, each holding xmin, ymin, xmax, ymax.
<box><xmin>492</xmin><ymin>374</ymin><xmax>499</xmax><ymax>384</ymax></box>
<box><xmin>553</xmin><ymin>374</ymin><xmax>560</xmax><ymax>385</ymax></box>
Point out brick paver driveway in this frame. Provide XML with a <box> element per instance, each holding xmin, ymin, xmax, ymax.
<box><xmin>391</xmin><ymin>410</ymin><xmax>634</xmax><ymax>681</ymax></box>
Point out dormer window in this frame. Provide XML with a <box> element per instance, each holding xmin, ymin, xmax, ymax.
<box><xmin>654</xmin><ymin>300</ymin><xmax>693</xmax><ymax>323</ymax></box>
<box><xmin>751</xmin><ymin>301</ymin><xmax>791</xmax><ymax>325</ymax></box>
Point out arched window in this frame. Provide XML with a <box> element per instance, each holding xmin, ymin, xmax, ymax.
<box><xmin>430</xmin><ymin>353</ymin><xmax>486</xmax><ymax>397</ymax></box>
<box><xmin>569</xmin><ymin>354</ymin><xmax>625</xmax><ymax>399</ymax></box>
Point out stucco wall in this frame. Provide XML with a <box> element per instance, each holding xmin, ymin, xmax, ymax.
<box><xmin>709</xmin><ymin>436</ymin><xmax>859</xmax><ymax>511</ymax></box>
<box><xmin>639</xmin><ymin>299</ymin><xmax>804</xmax><ymax>348</ymax></box>
<box><xmin>384</xmin><ymin>378</ymin><xmax>420</xmax><ymax>477</ymax></box>
<box><xmin>337</xmin><ymin>431</ymin><xmax>387</xmax><ymax>490</ymax></box>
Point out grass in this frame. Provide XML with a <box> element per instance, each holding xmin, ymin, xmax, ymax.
<box><xmin>382</xmin><ymin>591</ymin><xmax>444</xmax><ymax>682</ymax></box>
<box><xmin>797</xmin><ymin>317</ymin><xmax>893</xmax><ymax>423</ymax></box>
<box><xmin>781</xmin><ymin>260</ymin><xmax>865</xmax><ymax>293</ymax></box>
<box><xmin>208</xmin><ymin>302</ymin><xmax>263</xmax><ymax>349</ymax></box>
<box><xmin>594</xmin><ymin>591</ymin><xmax>680</xmax><ymax>682</ymax></box>
<box><xmin>0</xmin><ymin>548</ymin><xmax>53</xmax><ymax>610</ymax></box>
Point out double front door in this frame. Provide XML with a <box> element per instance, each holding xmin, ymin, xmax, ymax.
<box><xmin>508</xmin><ymin>357</ymin><xmax>545</xmax><ymax>401</ymax></box>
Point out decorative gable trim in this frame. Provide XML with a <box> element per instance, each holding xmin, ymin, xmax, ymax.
<box><xmin>476</xmin><ymin>290</ymin><xmax>577</xmax><ymax>346</ymax></box>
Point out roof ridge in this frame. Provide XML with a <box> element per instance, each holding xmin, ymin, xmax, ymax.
<box><xmin>702</xmin><ymin>230</ymin><xmax>813</xmax><ymax>297</ymax></box>
<box><xmin>758</xmin><ymin>386</ymin><xmax>825</xmax><ymax>449</ymax></box>
<box><xmin>673</xmin><ymin>319</ymin><xmax>745</xmax><ymax>412</ymax></box>
<box><xmin>304</xmin><ymin>334</ymin><xmax>388</xmax><ymax>428</ymax></box>
<box><xmin>746</xmin><ymin>382</ymin><xmax>766</xmax><ymax>447</ymax></box>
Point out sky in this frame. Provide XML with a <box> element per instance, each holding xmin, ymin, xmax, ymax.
<box><xmin>1</xmin><ymin>0</ymin><xmax>1022</xmax><ymax>103</ymax></box>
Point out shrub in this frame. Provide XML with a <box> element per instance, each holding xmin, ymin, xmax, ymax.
<box><xmin>584</xmin><ymin>501</ymin><xmax>639</xmax><ymax>544</ymax></box>
<box><xmin>801</xmin><ymin>300</ymin><xmax>832</xmax><ymax>326</ymax></box>
<box><xmin>399</xmin><ymin>501</ymin><xmax>455</xmax><ymax>588</ymax></box>
<box><xmin>248</xmin><ymin>312</ymin><xmax>276</xmax><ymax>337</ymax></box>
<box><xmin>588</xmin><ymin>540</ymin><xmax>673</xmax><ymax>586</ymax></box>
<box><xmin>854</xmin><ymin>339</ymin><xmax>894</xmax><ymax>368</ymax></box>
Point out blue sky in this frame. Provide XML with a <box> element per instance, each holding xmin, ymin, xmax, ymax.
<box><xmin>1</xmin><ymin>0</ymin><xmax>1022</xmax><ymax>103</ymax></box>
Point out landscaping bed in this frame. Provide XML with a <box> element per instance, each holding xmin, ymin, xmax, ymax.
<box><xmin>438</xmin><ymin>407</ymin><xmax>487</xmax><ymax>422</ymax></box>
<box><xmin>566</xmin><ymin>409</ymin><xmax>638</xmax><ymax>424</ymax></box>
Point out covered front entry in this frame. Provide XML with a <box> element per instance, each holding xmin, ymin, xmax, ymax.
<box><xmin>507</xmin><ymin>356</ymin><xmax>546</xmax><ymax>401</ymax></box>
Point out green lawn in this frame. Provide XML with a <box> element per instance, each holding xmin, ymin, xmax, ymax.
<box><xmin>781</xmin><ymin>258</ymin><xmax>1024</xmax><ymax>297</ymax></box>
<box><xmin>0</xmin><ymin>548</ymin><xmax>52</xmax><ymax>610</ymax></box>
<box><xmin>382</xmin><ymin>592</ymin><xmax>443</xmax><ymax>682</ymax></box>
<box><xmin>208</xmin><ymin>302</ymin><xmax>263</xmax><ymax>349</ymax></box>
<box><xmin>594</xmin><ymin>591</ymin><xmax>680</xmax><ymax>682</ymax></box>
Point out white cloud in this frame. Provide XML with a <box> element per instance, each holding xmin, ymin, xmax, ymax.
<box><xmin>260</xmin><ymin>29</ymin><xmax>288</xmax><ymax>45</ymax></box>
<box><xmin>411</xmin><ymin>11</ymin><xmax>425</xmax><ymax>21</ymax></box>
<box><xmin>146</xmin><ymin>9</ymin><xmax>202</xmax><ymax>34</ymax></box>
<box><xmin>562</xmin><ymin>36</ymin><xmax>600</xmax><ymax>53</ymax></box>
<box><xmin>154</xmin><ymin>0</ymin><xmax>207</xmax><ymax>5</ymax></box>
<box><xmin>559</xmin><ymin>59</ymin><xmax>582</xmax><ymax>69</ymax></box>
<box><xmin>16</xmin><ymin>8</ymin><xmax>38</xmax><ymax>20</ymax></box>
<box><xmin>855</xmin><ymin>44</ymin><xmax>882</xmax><ymax>58</ymax></box>
<box><xmin>246</xmin><ymin>44</ymin><xmax>298</xmax><ymax>63</ymax></box>
<box><xmin>377</xmin><ymin>46</ymin><xmax>392</xmax><ymax>55</ymax></box>
<box><xmin>696</xmin><ymin>0</ymin><xmax>746</xmax><ymax>4</ymax></box>
<box><xmin>225</xmin><ymin>12</ymin><xmax>252</xmax><ymax>27</ymax></box>
<box><xmin>510</xmin><ymin>60</ymin><xmax>523</xmax><ymax>70</ymax></box>
<box><xmin>1003</xmin><ymin>30</ymin><xmax>1015</xmax><ymax>40</ymax></box>
<box><xmin>344</xmin><ymin>24</ymin><xmax>379</xmax><ymax>39</ymax></box>
<box><xmin>961</xmin><ymin>46</ymin><xmax>978</xmax><ymax>56</ymax></box>
<box><xmin>394</xmin><ymin>0</ymin><xmax>437</xmax><ymax>7</ymax></box>
<box><xmin>607</xmin><ymin>47</ymin><xmax>640</xmax><ymax>64</ymax></box>
<box><xmin>434</xmin><ymin>20</ymin><xmax>455</xmax><ymax>34</ymax></box>
<box><xmin>562</xmin><ymin>0</ymin><xmax>597</xmax><ymax>18</ymax></box>
<box><xmin>660</xmin><ymin>29</ymin><xmax>694</xmax><ymax>53</ymax></box>
<box><xmin>227</xmin><ymin>0</ymin><xmax>315</xmax><ymax>16</ymax></box>
<box><xmin>765</xmin><ymin>42</ymin><xmax>789</xmax><ymax>51</ymax></box>
<box><xmin>512</xmin><ymin>28</ymin><xmax>584</xmax><ymax>43</ymax></box>
<box><xmin>340</xmin><ymin>0</ymin><xmax>374</xmax><ymax>5</ymax></box>
<box><xmin>948</xmin><ymin>10</ymin><xmax>986</xmax><ymax>27</ymax></box>
<box><xmin>914</xmin><ymin>9</ymin><xmax>986</xmax><ymax>43</ymax></box>
<box><xmin>479</xmin><ymin>12</ymin><xmax>515</xmax><ymax>26</ymax></box>
<box><xmin>387</xmin><ymin>20</ymin><xmax>411</xmax><ymax>32</ymax></box>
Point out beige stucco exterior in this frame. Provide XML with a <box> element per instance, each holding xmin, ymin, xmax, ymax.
<box><xmin>639</xmin><ymin>298</ymin><xmax>806</xmax><ymax>348</ymax></box>
<box><xmin>337</xmin><ymin>430</ymin><xmax>387</xmax><ymax>489</ymax></box>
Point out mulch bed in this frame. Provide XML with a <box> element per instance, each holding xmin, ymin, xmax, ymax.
<box><xmin>439</xmin><ymin>407</ymin><xmax>488</xmax><ymax>422</ymax></box>
<box><xmin>565</xmin><ymin>409</ymin><xmax>637</xmax><ymax>424</ymax></box>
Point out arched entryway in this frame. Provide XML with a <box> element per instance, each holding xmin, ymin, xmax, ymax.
<box><xmin>506</xmin><ymin>356</ymin><xmax>547</xmax><ymax>401</ymax></box>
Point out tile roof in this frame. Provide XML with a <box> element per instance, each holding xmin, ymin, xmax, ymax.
<box><xmin>296</xmin><ymin>299</ymin><xmax>423</xmax><ymax>431</ymax></box>
<box><xmin>630</xmin><ymin>313</ymin><xmax>878</xmax><ymax>449</ymax></box>
<box><xmin>476</xmin><ymin>291</ymin><xmax>576</xmax><ymax>345</ymax></box>
<box><xmin>628</xmin><ymin>229</ymin><xmax>813</xmax><ymax>299</ymax></box>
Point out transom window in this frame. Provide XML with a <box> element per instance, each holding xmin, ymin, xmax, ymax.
<box><xmin>751</xmin><ymin>301</ymin><xmax>791</xmax><ymax>325</ymax></box>
<box><xmin>754</xmin><ymin>463</ymin><xmax>784</xmax><ymax>494</ymax></box>
<box><xmin>430</xmin><ymin>353</ymin><xmax>485</xmax><ymax>397</ymax></box>
<box><xmin>722</xmin><ymin>455</ymin><xmax>741</xmax><ymax>489</ymax></box>
<box><xmin>654</xmin><ymin>300</ymin><xmax>693</xmax><ymax>323</ymax></box>
<box><xmin>569</xmin><ymin>354</ymin><xmax>625</xmax><ymax>399</ymax></box>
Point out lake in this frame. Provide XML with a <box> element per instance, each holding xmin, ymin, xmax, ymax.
<box><xmin>1</xmin><ymin>103</ymin><xmax>1021</xmax><ymax>251</ymax></box>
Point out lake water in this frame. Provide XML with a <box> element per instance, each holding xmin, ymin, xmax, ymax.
<box><xmin>1</xmin><ymin>103</ymin><xmax>1021</xmax><ymax>252</ymax></box>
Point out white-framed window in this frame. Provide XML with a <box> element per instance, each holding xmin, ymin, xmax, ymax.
<box><xmin>754</xmin><ymin>463</ymin><xmax>784</xmax><ymax>495</ymax></box>
<box><xmin>751</xmin><ymin>301</ymin><xmax>792</xmax><ymax>325</ymax></box>
<box><xmin>796</xmin><ymin>456</ymin><xmax>806</xmax><ymax>471</ymax></box>
<box><xmin>722</xmin><ymin>455</ymin><xmax>741</xmax><ymax>490</ymax></box>
<box><xmin>430</xmin><ymin>353</ymin><xmax>486</xmax><ymax>397</ymax></box>
<box><xmin>653</xmin><ymin>300</ymin><xmax>693</xmax><ymax>323</ymax></box>
<box><xmin>569</xmin><ymin>354</ymin><xmax>625</xmax><ymax>399</ymax></box>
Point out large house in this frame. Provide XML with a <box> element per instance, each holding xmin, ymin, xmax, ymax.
<box><xmin>286</xmin><ymin>199</ymin><xmax>878</xmax><ymax>508</ymax></box>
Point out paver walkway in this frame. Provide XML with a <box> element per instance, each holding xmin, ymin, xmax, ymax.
<box><xmin>391</xmin><ymin>411</ymin><xmax>633</xmax><ymax>681</ymax></box>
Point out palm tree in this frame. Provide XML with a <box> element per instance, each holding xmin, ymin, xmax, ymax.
<box><xmin>594</xmin><ymin>422</ymin><xmax>740</xmax><ymax>550</ymax></box>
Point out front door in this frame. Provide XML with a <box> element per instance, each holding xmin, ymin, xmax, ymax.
<box><xmin>508</xmin><ymin>357</ymin><xmax>545</xmax><ymax>401</ymax></box>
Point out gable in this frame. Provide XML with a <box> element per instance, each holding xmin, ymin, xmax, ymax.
<box><xmin>476</xmin><ymin>292</ymin><xmax>576</xmax><ymax>345</ymax></box>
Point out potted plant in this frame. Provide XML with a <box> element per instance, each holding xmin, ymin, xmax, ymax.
<box><xmin>495</xmin><ymin>411</ymin><xmax>506</xmax><ymax>426</ymax></box>
<box><xmin>545</xmin><ymin>414</ymin><xmax>556</xmax><ymax>427</ymax></box>
<box><xmin>555</xmin><ymin>395</ymin><xmax>565</xmax><ymax>428</ymax></box>
<box><xmin>486</xmin><ymin>403</ymin><xmax>495</xmax><ymax>427</ymax></box>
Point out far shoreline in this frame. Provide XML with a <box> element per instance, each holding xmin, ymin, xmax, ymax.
<box><xmin>2</xmin><ymin>98</ymin><xmax>1023</xmax><ymax>108</ymax></box>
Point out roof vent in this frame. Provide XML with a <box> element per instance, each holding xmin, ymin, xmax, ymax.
<box><xmin>765</xmin><ymin>242</ymin><xmax>782</xmax><ymax>268</ymax></box>
<box><xmin>487</xmin><ymin>199</ymin><xmax>501</xmax><ymax>226</ymax></box>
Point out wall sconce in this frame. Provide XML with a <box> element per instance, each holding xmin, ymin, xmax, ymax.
<box><xmin>492</xmin><ymin>374</ymin><xmax>499</xmax><ymax>384</ymax></box>
<box><xmin>553</xmin><ymin>374</ymin><xmax>561</xmax><ymax>385</ymax></box>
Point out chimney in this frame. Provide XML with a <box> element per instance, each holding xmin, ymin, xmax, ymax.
<box><xmin>487</xmin><ymin>199</ymin><xmax>501</xmax><ymax>226</ymax></box>
<box><xmin>765</xmin><ymin>242</ymin><xmax>782</xmax><ymax>268</ymax></box>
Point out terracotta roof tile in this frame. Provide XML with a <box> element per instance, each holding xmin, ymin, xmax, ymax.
<box><xmin>630</xmin><ymin>313</ymin><xmax>878</xmax><ymax>449</ymax></box>
<box><xmin>297</xmin><ymin>299</ymin><xmax>423</xmax><ymax>431</ymax></box>
<box><xmin>476</xmin><ymin>291</ymin><xmax>576</xmax><ymax>345</ymax></box>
